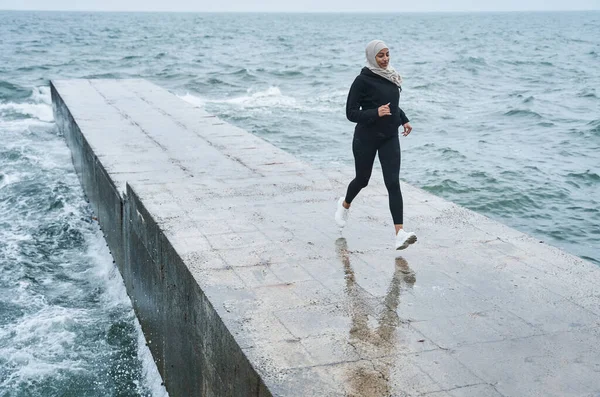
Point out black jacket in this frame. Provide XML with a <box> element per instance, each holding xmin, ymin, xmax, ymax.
<box><xmin>346</xmin><ymin>67</ymin><xmax>409</xmax><ymax>138</ymax></box>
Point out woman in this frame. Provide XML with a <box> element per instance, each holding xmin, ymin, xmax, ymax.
<box><xmin>335</xmin><ymin>39</ymin><xmax>417</xmax><ymax>250</ymax></box>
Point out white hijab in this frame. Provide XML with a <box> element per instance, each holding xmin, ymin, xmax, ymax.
<box><xmin>365</xmin><ymin>39</ymin><xmax>403</xmax><ymax>87</ymax></box>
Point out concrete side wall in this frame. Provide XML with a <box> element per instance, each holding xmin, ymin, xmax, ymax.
<box><xmin>51</xmin><ymin>82</ymin><xmax>125</xmax><ymax>271</ymax></box>
<box><xmin>126</xmin><ymin>186</ymin><xmax>271</xmax><ymax>396</ymax></box>
<box><xmin>51</xmin><ymin>82</ymin><xmax>271</xmax><ymax>397</ymax></box>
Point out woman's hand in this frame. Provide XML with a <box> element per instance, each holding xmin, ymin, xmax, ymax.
<box><xmin>378</xmin><ymin>103</ymin><xmax>392</xmax><ymax>117</ymax></box>
<box><xmin>402</xmin><ymin>122</ymin><xmax>413</xmax><ymax>136</ymax></box>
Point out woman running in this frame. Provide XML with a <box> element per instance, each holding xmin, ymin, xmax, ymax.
<box><xmin>335</xmin><ymin>39</ymin><xmax>417</xmax><ymax>250</ymax></box>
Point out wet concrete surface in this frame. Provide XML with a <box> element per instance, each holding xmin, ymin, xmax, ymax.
<box><xmin>52</xmin><ymin>79</ymin><xmax>600</xmax><ymax>397</ymax></box>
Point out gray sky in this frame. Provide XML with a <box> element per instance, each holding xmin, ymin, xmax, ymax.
<box><xmin>1</xmin><ymin>0</ymin><xmax>599</xmax><ymax>12</ymax></box>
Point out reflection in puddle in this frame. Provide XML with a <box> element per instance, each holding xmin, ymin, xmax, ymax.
<box><xmin>335</xmin><ymin>238</ymin><xmax>416</xmax><ymax>397</ymax></box>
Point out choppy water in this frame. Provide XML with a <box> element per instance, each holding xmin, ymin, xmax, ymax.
<box><xmin>0</xmin><ymin>88</ymin><xmax>167</xmax><ymax>395</ymax></box>
<box><xmin>1</xmin><ymin>10</ymin><xmax>599</xmax><ymax>396</ymax></box>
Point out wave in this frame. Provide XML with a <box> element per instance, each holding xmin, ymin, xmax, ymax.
<box><xmin>587</xmin><ymin>119</ymin><xmax>600</xmax><ymax>134</ymax></box>
<box><xmin>259</xmin><ymin>69</ymin><xmax>306</xmax><ymax>78</ymax></box>
<box><xmin>422</xmin><ymin>179</ymin><xmax>472</xmax><ymax>196</ymax></box>
<box><xmin>227</xmin><ymin>68</ymin><xmax>257</xmax><ymax>80</ymax></box>
<box><xmin>195</xmin><ymin>87</ymin><xmax>300</xmax><ymax>110</ymax></box>
<box><xmin>0</xmin><ymin>306</ymin><xmax>87</xmax><ymax>386</ymax></box>
<box><xmin>81</xmin><ymin>73</ymin><xmax>122</xmax><ymax>79</ymax></box>
<box><xmin>305</xmin><ymin>90</ymin><xmax>346</xmax><ymax>107</ymax></box>
<box><xmin>178</xmin><ymin>93</ymin><xmax>206</xmax><ymax>108</ymax></box>
<box><xmin>0</xmin><ymin>81</ymin><xmax>32</xmax><ymax>102</ymax></box>
<box><xmin>566</xmin><ymin>170</ymin><xmax>600</xmax><ymax>186</ymax></box>
<box><xmin>412</xmin><ymin>83</ymin><xmax>438</xmax><ymax>90</ymax></box>
<box><xmin>0</xmin><ymin>172</ymin><xmax>22</xmax><ymax>191</ymax></box>
<box><xmin>229</xmin><ymin>86</ymin><xmax>297</xmax><ymax>108</ymax></box>
<box><xmin>15</xmin><ymin>65</ymin><xmax>51</xmax><ymax>73</ymax></box>
<box><xmin>440</xmin><ymin>147</ymin><xmax>467</xmax><ymax>160</ymax></box>
<box><xmin>121</xmin><ymin>55</ymin><xmax>142</xmax><ymax>61</ymax></box>
<box><xmin>468</xmin><ymin>170</ymin><xmax>500</xmax><ymax>185</ymax></box>
<box><xmin>503</xmin><ymin>109</ymin><xmax>542</xmax><ymax>119</ymax></box>
<box><xmin>0</xmin><ymin>103</ymin><xmax>53</xmax><ymax>122</ymax></box>
<box><xmin>0</xmin><ymin>87</ymin><xmax>53</xmax><ymax>122</ymax></box>
<box><xmin>180</xmin><ymin>86</ymin><xmax>345</xmax><ymax>116</ymax></box>
<box><xmin>471</xmin><ymin>192</ymin><xmax>542</xmax><ymax>216</ymax></box>
<box><xmin>205</xmin><ymin>77</ymin><xmax>240</xmax><ymax>87</ymax></box>
<box><xmin>0</xmin><ymin>117</ymin><xmax>167</xmax><ymax>395</ymax></box>
<box><xmin>31</xmin><ymin>86</ymin><xmax>51</xmax><ymax>105</ymax></box>
<box><xmin>578</xmin><ymin>89</ymin><xmax>597</xmax><ymax>98</ymax></box>
<box><xmin>537</xmin><ymin>121</ymin><xmax>555</xmax><ymax>127</ymax></box>
<box><xmin>523</xmin><ymin>96</ymin><xmax>535</xmax><ymax>103</ymax></box>
<box><xmin>454</xmin><ymin>56</ymin><xmax>487</xmax><ymax>66</ymax></box>
<box><xmin>507</xmin><ymin>60</ymin><xmax>537</xmax><ymax>66</ymax></box>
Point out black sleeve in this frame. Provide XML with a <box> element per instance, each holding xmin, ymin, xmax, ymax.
<box><xmin>346</xmin><ymin>78</ymin><xmax>378</xmax><ymax>124</ymax></box>
<box><xmin>398</xmin><ymin>107</ymin><xmax>410</xmax><ymax>125</ymax></box>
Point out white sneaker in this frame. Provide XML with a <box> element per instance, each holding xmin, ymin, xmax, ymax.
<box><xmin>395</xmin><ymin>229</ymin><xmax>417</xmax><ymax>250</ymax></box>
<box><xmin>335</xmin><ymin>197</ymin><xmax>349</xmax><ymax>228</ymax></box>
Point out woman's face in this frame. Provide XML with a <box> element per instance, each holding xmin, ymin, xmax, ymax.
<box><xmin>375</xmin><ymin>48</ymin><xmax>390</xmax><ymax>69</ymax></box>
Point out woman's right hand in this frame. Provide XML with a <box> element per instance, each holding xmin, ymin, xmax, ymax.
<box><xmin>378</xmin><ymin>103</ymin><xmax>392</xmax><ymax>117</ymax></box>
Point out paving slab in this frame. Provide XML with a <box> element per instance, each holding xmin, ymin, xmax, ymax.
<box><xmin>51</xmin><ymin>79</ymin><xmax>600</xmax><ymax>397</ymax></box>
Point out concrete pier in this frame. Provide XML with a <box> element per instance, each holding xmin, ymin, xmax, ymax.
<box><xmin>51</xmin><ymin>79</ymin><xmax>600</xmax><ymax>397</ymax></box>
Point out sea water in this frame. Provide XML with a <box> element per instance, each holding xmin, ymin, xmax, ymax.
<box><xmin>0</xmin><ymin>10</ymin><xmax>598</xmax><ymax>396</ymax></box>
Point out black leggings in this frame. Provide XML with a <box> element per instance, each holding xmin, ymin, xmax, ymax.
<box><xmin>344</xmin><ymin>132</ymin><xmax>404</xmax><ymax>225</ymax></box>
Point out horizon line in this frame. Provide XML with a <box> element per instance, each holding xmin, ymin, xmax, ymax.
<box><xmin>1</xmin><ymin>8</ymin><xmax>599</xmax><ymax>13</ymax></box>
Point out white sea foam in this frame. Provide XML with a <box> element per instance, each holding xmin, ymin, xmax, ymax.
<box><xmin>180</xmin><ymin>86</ymin><xmax>300</xmax><ymax>110</ymax></box>
<box><xmin>0</xmin><ymin>172</ymin><xmax>22</xmax><ymax>190</ymax></box>
<box><xmin>0</xmin><ymin>356</ymin><xmax>84</xmax><ymax>387</ymax></box>
<box><xmin>0</xmin><ymin>221</ymin><xmax>168</xmax><ymax>395</ymax></box>
<box><xmin>0</xmin><ymin>85</ymin><xmax>54</xmax><ymax>122</ymax></box>
<box><xmin>308</xmin><ymin>89</ymin><xmax>347</xmax><ymax>104</ymax></box>
<box><xmin>0</xmin><ymin>102</ymin><xmax>54</xmax><ymax>122</ymax></box>
<box><xmin>0</xmin><ymin>89</ymin><xmax>167</xmax><ymax>394</ymax></box>
<box><xmin>222</xmin><ymin>86</ymin><xmax>298</xmax><ymax>108</ymax></box>
<box><xmin>178</xmin><ymin>93</ymin><xmax>206</xmax><ymax>108</ymax></box>
<box><xmin>30</xmin><ymin>86</ymin><xmax>51</xmax><ymax>105</ymax></box>
<box><xmin>0</xmin><ymin>305</ymin><xmax>87</xmax><ymax>388</ymax></box>
<box><xmin>86</xmin><ymin>226</ymin><xmax>169</xmax><ymax>396</ymax></box>
<box><xmin>179</xmin><ymin>86</ymin><xmax>344</xmax><ymax>115</ymax></box>
<box><xmin>0</xmin><ymin>118</ymin><xmax>53</xmax><ymax>132</ymax></box>
<box><xmin>135</xmin><ymin>320</ymin><xmax>169</xmax><ymax>397</ymax></box>
<box><xmin>8</xmin><ymin>307</ymin><xmax>81</xmax><ymax>350</ymax></box>
<box><xmin>85</xmin><ymin>228</ymin><xmax>135</xmax><ymax>307</ymax></box>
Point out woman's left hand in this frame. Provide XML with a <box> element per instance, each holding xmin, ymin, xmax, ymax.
<box><xmin>402</xmin><ymin>122</ymin><xmax>413</xmax><ymax>137</ymax></box>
